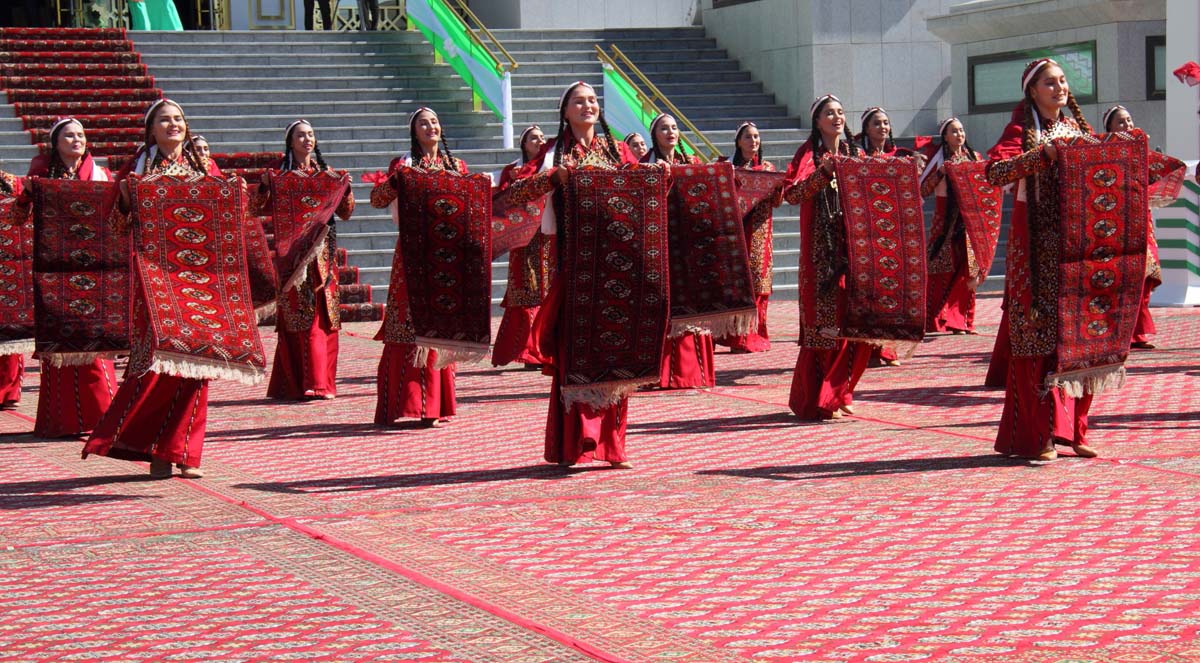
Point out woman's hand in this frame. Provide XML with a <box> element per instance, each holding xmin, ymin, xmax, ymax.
<box><xmin>820</xmin><ymin>153</ymin><xmax>836</xmax><ymax>175</ymax></box>
<box><xmin>550</xmin><ymin>166</ymin><xmax>569</xmax><ymax>186</ymax></box>
<box><xmin>1044</xmin><ymin>142</ymin><xmax>1057</xmax><ymax>162</ymax></box>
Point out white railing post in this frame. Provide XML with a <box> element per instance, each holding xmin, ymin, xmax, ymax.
<box><xmin>501</xmin><ymin>70</ymin><xmax>514</xmax><ymax>149</ymax></box>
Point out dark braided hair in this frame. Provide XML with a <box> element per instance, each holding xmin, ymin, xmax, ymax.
<box><xmin>1020</xmin><ymin>64</ymin><xmax>1092</xmax><ymax>151</ymax></box>
<box><xmin>46</xmin><ymin>119</ymin><xmax>88</xmax><ymax>179</ymax></box>
<box><xmin>281</xmin><ymin>121</ymin><xmax>330</xmax><ymax>171</ymax></box>
<box><xmin>857</xmin><ymin>108</ymin><xmax>896</xmax><ymax>155</ymax></box>
<box><xmin>647</xmin><ymin>114</ymin><xmax>688</xmax><ymax>163</ymax></box>
<box><xmin>408</xmin><ymin>109</ymin><xmax>459</xmax><ymax>171</ymax></box>
<box><xmin>731</xmin><ymin>121</ymin><xmax>763</xmax><ymax>168</ymax></box>
<box><xmin>552</xmin><ymin>82</ymin><xmax>621</xmax><ymax>167</ymax></box>
<box><xmin>937</xmin><ymin>119</ymin><xmax>978</xmax><ymax>163</ymax></box>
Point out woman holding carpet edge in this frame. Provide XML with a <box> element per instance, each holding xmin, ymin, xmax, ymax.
<box><xmin>84</xmin><ymin>99</ymin><xmax>264</xmax><ymax>479</ymax></box>
<box><xmin>985</xmin><ymin>58</ymin><xmax>1107</xmax><ymax>461</ymax></box>
<box><xmin>370</xmin><ymin>107</ymin><xmax>468</xmax><ymax>428</ymax></box>
<box><xmin>781</xmin><ymin>94</ymin><xmax>871</xmax><ymax>421</ymax></box>
<box><xmin>253</xmin><ymin>120</ymin><xmax>355</xmax><ymax>401</ymax></box>
<box><xmin>504</xmin><ymin>81</ymin><xmax>658</xmax><ymax>468</ymax></box>
<box><xmin>25</xmin><ymin>118</ymin><xmax>119</xmax><ymax>438</ymax></box>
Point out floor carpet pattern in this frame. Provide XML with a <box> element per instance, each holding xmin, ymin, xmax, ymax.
<box><xmin>2</xmin><ymin>294</ymin><xmax>1199</xmax><ymax>662</ymax></box>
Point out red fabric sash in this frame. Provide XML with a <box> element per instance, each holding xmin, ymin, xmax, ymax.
<box><xmin>1049</xmin><ymin>130</ymin><xmax>1149</xmax><ymax>395</ymax></box>
<box><xmin>944</xmin><ymin>160</ymin><xmax>1004</xmax><ymax>279</ymax></box>
<box><xmin>0</xmin><ymin>195</ymin><xmax>34</xmax><ymax>354</ymax></box>
<box><xmin>380</xmin><ymin>168</ymin><xmax>492</xmax><ymax>365</ymax></box>
<box><xmin>667</xmin><ymin>162</ymin><xmax>757</xmax><ymax>337</ymax></box>
<box><xmin>735</xmin><ymin>170</ymin><xmax>787</xmax><ymax>295</ymax></box>
<box><xmin>832</xmin><ymin>155</ymin><xmax>927</xmax><ymax>347</ymax></box>
<box><xmin>29</xmin><ymin>179</ymin><xmax>127</xmax><ymax>364</ymax></box>
<box><xmin>268</xmin><ymin>169</ymin><xmax>351</xmax><ymax>293</ymax></box>
<box><xmin>128</xmin><ymin>174</ymin><xmax>266</xmax><ymax>384</ymax></box>
<box><xmin>490</xmin><ymin>183</ymin><xmax>547</xmax><ymax>256</ymax></box>
<box><xmin>559</xmin><ymin>168</ymin><xmax>671</xmax><ymax>409</ymax></box>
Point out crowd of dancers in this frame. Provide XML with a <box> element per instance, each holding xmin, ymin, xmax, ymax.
<box><xmin>0</xmin><ymin>57</ymin><xmax>1190</xmax><ymax>478</ymax></box>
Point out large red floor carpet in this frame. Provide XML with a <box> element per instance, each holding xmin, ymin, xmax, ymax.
<box><xmin>2</xmin><ymin>294</ymin><xmax>1199</xmax><ymax>662</ymax></box>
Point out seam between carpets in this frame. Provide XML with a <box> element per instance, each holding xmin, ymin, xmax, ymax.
<box><xmin>178</xmin><ymin>478</ymin><xmax>637</xmax><ymax>663</ymax></box>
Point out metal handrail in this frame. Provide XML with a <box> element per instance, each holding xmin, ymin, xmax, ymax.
<box><xmin>604</xmin><ymin>44</ymin><xmax>722</xmax><ymax>162</ymax></box>
<box><xmin>446</xmin><ymin>0</ymin><xmax>519</xmax><ymax>73</ymax></box>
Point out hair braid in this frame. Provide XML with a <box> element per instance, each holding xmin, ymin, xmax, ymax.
<box><xmin>1065</xmin><ymin>92</ymin><xmax>1092</xmax><ymax>134</ymax></box>
<box><xmin>597</xmin><ymin>114</ymin><xmax>621</xmax><ymax>163</ymax></box>
<box><xmin>313</xmin><ymin>144</ymin><xmax>329</xmax><ymax>171</ymax></box>
<box><xmin>1022</xmin><ymin>101</ymin><xmax>1038</xmax><ymax>152</ymax></box>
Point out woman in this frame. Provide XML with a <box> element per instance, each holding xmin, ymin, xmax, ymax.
<box><xmin>782</xmin><ymin>94</ymin><xmax>871</xmax><ymax>420</ymax></box>
<box><xmin>643</xmin><ymin>113</ymin><xmax>716</xmax><ymax>389</ymax></box>
<box><xmin>371</xmin><ymin>108</ymin><xmax>465</xmax><ymax>427</ymax></box>
<box><xmin>191</xmin><ymin>135</ymin><xmax>212</xmax><ymax>162</ymax></box>
<box><xmin>1102</xmin><ymin>106</ymin><xmax>1157</xmax><ymax>350</ymax></box>
<box><xmin>257</xmin><ymin>120</ymin><xmax>354</xmax><ymax>400</ymax></box>
<box><xmin>0</xmin><ymin>168</ymin><xmax>23</xmax><ymax>411</ymax></box>
<box><xmin>492</xmin><ymin>125</ymin><xmax>551</xmax><ymax>368</ymax></box>
<box><xmin>25</xmin><ymin>118</ymin><xmax>119</xmax><ymax>437</ymax></box>
<box><xmin>717</xmin><ymin>121</ymin><xmax>775</xmax><ymax>353</ymax></box>
<box><xmin>624</xmin><ymin>133</ymin><xmax>648</xmax><ymax>161</ymax></box>
<box><xmin>985</xmin><ymin>59</ymin><xmax>1097</xmax><ymax>461</ymax></box>
<box><xmin>505</xmin><ymin>81</ymin><xmax>643</xmax><ymax>468</ymax></box>
<box><xmin>83</xmin><ymin>99</ymin><xmax>219</xmax><ymax>479</ymax></box>
<box><xmin>922</xmin><ymin>117</ymin><xmax>985</xmax><ymax>335</ymax></box>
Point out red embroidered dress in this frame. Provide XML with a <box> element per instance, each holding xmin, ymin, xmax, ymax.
<box><xmin>491</xmin><ymin>161</ymin><xmax>554</xmax><ymax>367</ymax></box>
<box><xmin>717</xmin><ymin>158</ymin><xmax>775</xmax><ymax>353</ymax></box>
<box><xmin>83</xmin><ymin>151</ymin><xmax>217</xmax><ymax>468</ymax></box>
<box><xmin>783</xmin><ymin>143</ymin><xmax>871</xmax><ymax>419</ymax></box>
<box><xmin>922</xmin><ymin>151</ymin><xmax>984</xmax><ymax>333</ymax></box>
<box><xmin>0</xmin><ymin>171</ymin><xmax>23</xmax><ymax>408</ymax></box>
<box><xmin>26</xmin><ymin>155</ymin><xmax>119</xmax><ymax>436</ymax></box>
<box><xmin>508</xmin><ymin>134</ymin><xmax>643</xmax><ymax>465</ymax></box>
<box><xmin>370</xmin><ymin>152</ymin><xmax>467</xmax><ymax>424</ymax></box>
<box><xmin>985</xmin><ymin>113</ymin><xmax>1093</xmax><ymax>457</ymax></box>
<box><xmin>254</xmin><ymin>163</ymin><xmax>355</xmax><ymax>400</ymax></box>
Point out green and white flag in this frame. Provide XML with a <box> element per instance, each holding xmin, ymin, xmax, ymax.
<box><xmin>601</xmin><ymin>64</ymin><xmax>694</xmax><ymax>156</ymax></box>
<box><xmin>407</xmin><ymin>0</ymin><xmax>504</xmax><ymax>116</ymax></box>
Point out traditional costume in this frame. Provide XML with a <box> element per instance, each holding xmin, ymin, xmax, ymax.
<box><xmin>783</xmin><ymin>96</ymin><xmax>871</xmax><ymax>420</ymax></box>
<box><xmin>642</xmin><ymin>115</ymin><xmax>715</xmax><ymax>390</ymax></box>
<box><xmin>717</xmin><ymin>121</ymin><xmax>776</xmax><ymax>353</ymax></box>
<box><xmin>920</xmin><ymin>118</ymin><xmax>987</xmax><ymax>334</ymax></box>
<box><xmin>255</xmin><ymin>122</ymin><xmax>354</xmax><ymax>400</ymax></box>
<box><xmin>0</xmin><ymin>170</ymin><xmax>26</xmax><ymax>409</ymax></box>
<box><xmin>26</xmin><ymin>119</ymin><xmax>119</xmax><ymax>436</ymax></box>
<box><xmin>370</xmin><ymin>113</ymin><xmax>475</xmax><ymax>426</ymax></box>
<box><xmin>492</xmin><ymin>127</ymin><xmax>554</xmax><ymax>368</ymax></box>
<box><xmin>84</xmin><ymin>99</ymin><xmax>262</xmax><ymax>477</ymax></box>
<box><xmin>504</xmin><ymin>82</ymin><xmax>652</xmax><ymax>465</ymax></box>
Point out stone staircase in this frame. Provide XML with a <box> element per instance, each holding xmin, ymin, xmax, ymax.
<box><xmin>1</xmin><ymin>28</ymin><xmax>1005</xmax><ymax>308</ymax></box>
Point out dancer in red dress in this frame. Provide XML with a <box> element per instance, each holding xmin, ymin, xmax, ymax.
<box><xmin>505</xmin><ymin>82</ymin><xmax>645</xmax><ymax>467</ymax></box>
<box><xmin>986</xmin><ymin>59</ymin><xmax>1099</xmax><ymax>461</ymax></box>
<box><xmin>25</xmin><ymin>118</ymin><xmax>119</xmax><ymax>436</ymax></box>
<box><xmin>1102</xmin><ymin>106</ymin><xmax>1158</xmax><ymax>350</ymax></box>
<box><xmin>921</xmin><ymin>118</ymin><xmax>985</xmax><ymax>335</ymax></box>
<box><xmin>643</xmin><ymin>113</ymin><xmax>716</xmax><ymax>389</ymax></box>
<box><xmin>371</xmin><ymin>108</ymin><xmax>465</xmax><ymax>427</ymax></box>
<box><xmin>717</xmin><ymin>121</ymin><xmax>775</xmax><ymax>353</ymax></box>
<box><xmin>492</xmin><ymin>125</ymin><xmax>552</xmax><ymax>368</ymax></box>
<box><xmin>0</xmin><ymin>169</ymin><xmax>24</xmax><ymax>410</ymax></box>
<box><xmin>256</xmin><ymin>120</ymin><xmax>354</xmax><ymax>400</ymax></box>
<box><xmin>84</xmin><ymin>99</ymin><xmax>230</xmax><ymax>478</ymax></box>
<box><xmin>783</xmin><ymin>95</ymin><xmax>871</xmax><ymax>420</ymax></box>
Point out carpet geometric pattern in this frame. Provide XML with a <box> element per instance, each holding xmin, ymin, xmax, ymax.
<box><xmin>3</xmin><ymin>294</ymin><xmax>1200</xmax><ymax>662</ymax></box>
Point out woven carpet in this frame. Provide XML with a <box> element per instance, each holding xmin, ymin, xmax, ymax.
<box><xmin>3</xmin><ymin>292</ymin><xmax>1200</xmax><ymax>662</ymax></box>
<box><xmin>0</xmin><ymin>28</ymin><xmax>159</xmax><ymax>161</ymax></box>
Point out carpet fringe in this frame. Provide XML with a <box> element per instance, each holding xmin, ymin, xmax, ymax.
<box><xmin>1045</xmin><ymin>364</ymin><xmax>1126</xmax><ymax>398</ymax></box>
<box><xmin>255</xmin><ymin>301</ymin><xmax>277</xmax><ymax>324</ymax></box>
<box><xmin>669</xmin><ymin>310</ymin><xmax>757</xmax><ymax>339</ymax></box>
<box><xmin>410</xmin><ymin>338</ymin><xmax>490</xmax><ymax>369</ymax></box>
<box><xmin>561</xmin><ymin>376</ymin><xmax>653</xmax><ymax>411</ymax></box>
<box><xmin>0</xmin><ymin>339</ymin><xmax>35</xmax><ymax>356</ymax></box>
<box><xmin>838</xmin><ymin>336</ymin><xmax>921</xmax><ymax>360</ymax></box>
<box><xmin>39</xmin><ymin>352</ymin><xmax>119</xmax><ymax>367</ymax></box>
<box><xmin>146</xmin><ymin>351</ymin><xmax>264</xmax><ymax>386</ymax></box>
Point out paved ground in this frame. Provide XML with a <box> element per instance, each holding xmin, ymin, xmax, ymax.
<box><xmin>3</xmin><ymin>294</ymin><xmax>1199</xmax><ymax>662</ymax></box>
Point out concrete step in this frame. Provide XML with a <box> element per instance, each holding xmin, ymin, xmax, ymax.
<box><xmin>493</xmin><ymin>36</ymin><xmax>719</xmax><ymax>52</ymax></box>
<box><xmin>130</xmin><ymin>30</ymin><xmax>431</xmax><ymax>43</ymax></box>
<box><xmin>137</xmin><ymin>53</ymin><xmax>447</xmax><ymax>68</ymax></box>
<box><xmin>134</xmin><ymin>40</ymin><xmax>434</xmax><ymax>56</ymax></box>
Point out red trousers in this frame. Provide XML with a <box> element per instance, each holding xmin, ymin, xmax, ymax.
<box><xmin>789</xmin><ymin>341</ymin><xmax>871</xmax><ymax>420</ymax></box>
<box><xmin>660</xmin><ymin>332</ymin><xmax>716</xmax><ymax>389</ymax></box>
<box><xmin>1131</xmin><ymin>278</ymin><xmax>1156</xmax><ymax>344</ymax></box>
<box><xmin>267</xmin><ymin>297</ymin><xmax>339</xmax><ymax>399</ymax></box>
<box><xmin>995</xmin><ymin>355</ymin><xmax>1093</xmax><ymax>458</ymax></box>
<box><xmin>544</xmin><ymin>373</ymin><xmax>628</xmax><ymax>465</ymax></box>
<box><xmin>716</xmin><ymin>293</ymin><xmax>771</xmax><ymax>353</ymax></box>
<box><xmin>34</xmin><ymin>359</ymin><xmax>117</xmax><ymax>437</ymax></box>
<box><xmin>0</xmin><ymin>354</ymin><xmax>22</xmax><ymax>405</ymax></box>
<box><xmin>491</xmin><ymin>305</ymin><xmax>540</xmax><ymax>366</ymax></box>
<box><xmin>83</xmin><ymin>372</ymin><xmax>209</xmax><ymax>467</ymax></box>
<box><xmin>374</xmin><ymin>343</ymin><xmax>456</xmax><ymax>423</ymax></box>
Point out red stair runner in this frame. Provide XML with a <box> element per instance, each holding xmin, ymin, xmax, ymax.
<box><xmin>0</xmin><ymin>27</ymin><xmax>157</xmax><ymax>161</ymax></box>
